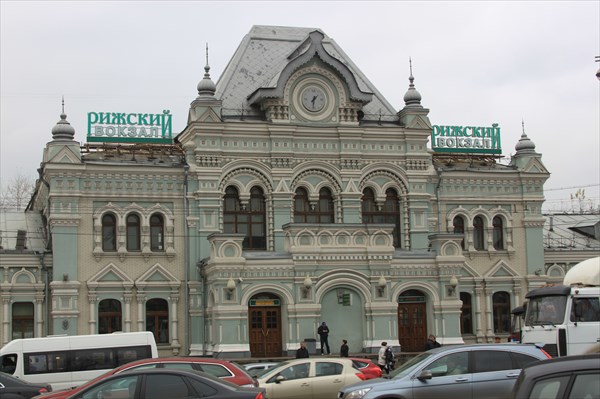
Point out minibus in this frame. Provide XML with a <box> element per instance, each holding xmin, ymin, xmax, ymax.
<box><xmin>0</xmin><ymin>331</ymin><xmax>158</xmax><ymax>390</ymax></box>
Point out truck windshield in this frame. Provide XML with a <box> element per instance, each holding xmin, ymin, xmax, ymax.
<box><xmin>526</xmin><ymin>296</ymin><xmax>567</xmax><ymax>326</ymax></box>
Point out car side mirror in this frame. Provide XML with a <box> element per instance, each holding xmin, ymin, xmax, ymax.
<box><xmin>275</xmin><ymin>375</ymin><xmax>286</xmax><ymax>384</ymax></box>
<box><xmin>417</xmin><ymin>370</ymin><xmax>433</xmax><ymax>380</ymax></box>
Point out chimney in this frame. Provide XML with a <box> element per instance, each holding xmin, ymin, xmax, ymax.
<box><xmin>15</xmin><ymin>229</ymin><xmax>27</xmax><ymax>250</ymax></box>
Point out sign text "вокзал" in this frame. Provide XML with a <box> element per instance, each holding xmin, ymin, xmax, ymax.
<box><xmin>431</xmin><ymin>123</ymin><xmax>502</xmax><ymax>154</ymax></box>
<box><xmin>87</xmin><ymin>110</ymin><xmax>172</xmax><ymax>144</ymax></box>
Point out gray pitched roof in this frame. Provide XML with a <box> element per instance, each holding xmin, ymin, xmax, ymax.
<box><xmin>215</xmin><ymin>25</ymin><xmax>399</xmax><ymax>122</ymax></box>
<box><xmin>544</xmin><ymin>213</ymin><xmax>600</xmax><ymax>251</ymax></box>
<box><xmin>0</xmin><ymin>210</ymin><xmax>47</xmax><ymax>252</ymax></box>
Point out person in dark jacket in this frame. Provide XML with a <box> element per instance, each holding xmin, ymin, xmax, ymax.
<box><xmin>296</xmin><ymin>341</ymin><xmax>309</xmax><ymax>358</ymax></box>
<box><xmin>340</xmin><ymin>339</ymin><xmax>349</xmax><ymax>357</ymax></box>
<box><xmin>424</xmin><ymin>334</ymin><xmax>441</xmax><ymax>351</ymax></box>
<box><xmin>317</xmin><ymin>322</ymin><xmax>331</xmax><ymax>355</ymax></box>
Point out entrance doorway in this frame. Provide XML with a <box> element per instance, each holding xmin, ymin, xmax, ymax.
<box><xmin>397</xmin><ymin>290</ymin><xmax>427</xmax><ymax>352</ymax></box>
<box><xmin>248</xmin><ymin>293</ymin><xmax>282</xmax><ymax>357</ymax></box>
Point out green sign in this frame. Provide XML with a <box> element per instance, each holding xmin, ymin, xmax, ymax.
<box><xmin>87</xmin><ymin>110</ymin><xmax>172</xmax><ymax>144</ymax></box>
<box><xmin>431</xmin><ymin>123</ymin><xmax>501</xmax><ymax>154</ymax></box>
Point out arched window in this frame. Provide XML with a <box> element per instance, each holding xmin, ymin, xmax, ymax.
<box><xmin>150</xmin><ymin>214</ymin><xmax>164</xmax><ymax>251</ymax></box>
<box><xmin>126</xmin><ymin>214</ymin><xmax>141</xmax><ymax>251</ymax></box>
<box><xmin>294</xmin><ymin>187</ymin><xmax>334</xmax><ymax>223</ymax></box>
<box><xmin>460</xmin><ymin>292</ymin><xmax>473</xmax><ymax>334</ymax></box>
<box><xmin>146</xmin><ymin>298</ymin><xmax>169</xmax><ymax>344</ymax></box>
<box><xmin>102</xmin><ymin>213</ymin><xmax>117</xmax><ymax>251</ymax></box>
<box><xmin>453</xmin><ymin>216</ymin><xmax>465</xmax><ymax>249</ymax></box>
<box><xmin>12</xmin><ymin>302</ymin><xmax>34</xmax><ymax>339</ymax></box>
<box><xmin>493</xmin><ymin>291</ymin><xmax>511</xmax><ymax>333</ymax></box>
<box><xmin>224</xmin><ymin>186</ymin><xmax>266</xmax><ymax>250</ymax></box>
<box><xmin>98</xmin><ymin>299</ymin><xmax>122</xmax><ymax>334</ymax></box>
<box><xmin>294</xmin><ymin>187</ymin><xmax>311</xmax><ymax>223</ymax></box>
<box><xmin>492</xmin><ymin>216</ymin><xmax>504</xmax><ymax>250</ymax></box>
<box><xmin>362</xmin><ymin>188</ymin><xmax>401</xmax><ymax>247</ymax></box>
<box><xmin>473</xmin><ymin>216</ymin><xmax>485</xmax><ymax>250</ymax></box>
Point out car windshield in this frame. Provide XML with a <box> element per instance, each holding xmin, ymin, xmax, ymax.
<box><xmin>254</xmin><ymin>361</ymin><xmax>287</xmax><ymax>379</ymax></box>
<box><xmin>248</xmin><ymin>363</ymin><xmax>281</xmax><ymax>377</ymax></box>
<box><xmin>388</xmin><ymin>352</ymin><xmax>433</xmax><ymax>379</ymax></box>
<box><xmin>526</xmin><ymin>296</ymin><xmax>567</xmax><ymax>326</ymax></box>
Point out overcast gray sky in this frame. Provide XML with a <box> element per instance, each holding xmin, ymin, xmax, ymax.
<box><xmin>1</xmin><ymin>0</ymin><xmax>599</xmax><ymax>212</ymax></box>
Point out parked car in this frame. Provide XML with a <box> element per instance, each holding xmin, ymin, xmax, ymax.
<box><xmin>511</xmin><ymin>353</ymin><xmax>600</xmax><ymax>399</ymax></box>
<box><xmin>58</xmin><ymin>368</ymin><xmax>265</xmax><ymax>399</ymax></box>
<box><xmin>0</xmin><ymin>371</ymin><xmax>52</xmax><ymax>399</ymax></box>
<box><xmin>32</xmin><ymin>357</ymin><xmax>256</xmax><ymax>399</ymax></box>
<box><xmin>243</xmin><ymin>362</ymin><xmax>280</xmax><ymax>377</ymax></box>
<box><xmin>348</xmin><ymin>358</ymin><xmax>382</xmax><ymax>380</ymax></box>
<box><xmin>338</xmin><ymin>343</ymin><xmax>552</xmax><ymax>399</ymax></box>
<box><xmin>255</xmin><ymin>357</ymin><xmax>365</xmax><ymax>399</ymax></box>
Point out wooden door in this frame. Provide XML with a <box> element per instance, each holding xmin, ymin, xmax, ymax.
<box><xmin>398</xmin><ymin>302</ymin><xmax>427</xmax><ymax>352</ymax></box>
<box><xmin>249</xmin><ymin>306</ymin><xmax>282</xmax><ymax>357</ymax></box>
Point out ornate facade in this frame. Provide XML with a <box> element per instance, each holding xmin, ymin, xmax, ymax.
<box><xmin>1</xmin><ymin>26</ymin><xmax>554</xmax><ymax>357</ymax></box>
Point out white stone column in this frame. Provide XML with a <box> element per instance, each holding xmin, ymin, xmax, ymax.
<box><xmin>2</xmin><ymin>296</ymin><xmax>10</xmax><ymax>346</ymax></box>
<box><xmin>35</xmin><ymin>296</ymin><xmax>44</xmax><ymax>337</ymax></box>
<box><xmin>474</xmin><ymin>285</ymin><xmax>484</xmax><ymax>341</ymax></box>
<box><xmin>170</xmin><ymin>292</ymin><xmax>180</xmax><ymax>353</ymax></box>
<box><xmin>484</xmin><ymin>285</ymin><xmax>494</xmax><ymax>337</ymax></box>
<box><xmin>136</xmin><ymin>294</ymin><xmax>146</xmax><ymax>331</ymax></box>
<box><xmin>124</xmin><ymin>293</ymin><xmax>132</xmax><ymax>332</ymax></box>
<box><xmin>88</xmin><ymin>293</ymin><xmax>97</xmax><ymax>334</ymax></box>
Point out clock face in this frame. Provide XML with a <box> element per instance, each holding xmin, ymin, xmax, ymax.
<box><xmin>301</xmin><ymin>86</ymin><xmax>326</xmax><ymax>112</ymax></box>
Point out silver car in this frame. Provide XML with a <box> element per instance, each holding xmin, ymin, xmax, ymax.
<box><xmin>338</xmin><ymin>343</ymin><xmax>551</xmax><ymax>399</ymax></box>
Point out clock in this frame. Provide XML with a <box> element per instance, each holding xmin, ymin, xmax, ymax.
<box><xmin>301</xmin><ymin>86</ymin><xmax>326</xmax><ymax>112</ymax></box>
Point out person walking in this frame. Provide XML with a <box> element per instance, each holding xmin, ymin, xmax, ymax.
<box><xmin>377</xmin><ymin>342</ymin><xmax>388</xmax><ymax>373</ymax></box>
<box><xmin>296</xmin><ymin>341</ymin><xmax>309</xmax><ymax>358</ymax></box>
<box><xmin>340</xmin><ymin>339</ymin><xmax>349</xmax><ymax>357</ymax></box>
<box><xmin>424</xmin><ymin>334</ymin><xmax>441</xmax><ymax>351</ymax></box>
<box><xmin>385</xmin><ymin>345</ymin><xmax>395</xmax><ymax>372</ymax></box>
<box><xmin>317</xmin><ymin>322</ymin><xmax>331</xmax><ymax>355</ymax></box>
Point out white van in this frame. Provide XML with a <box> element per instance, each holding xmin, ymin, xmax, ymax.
<box><xmin>0</xmin><ymin>331</ymin><xmax>158</xmax><ymax>390</ymax></box>
<box><xmin>521</xmin><ymin>257</ymin><xmax>600</xmax><ymax>357</ymax></box>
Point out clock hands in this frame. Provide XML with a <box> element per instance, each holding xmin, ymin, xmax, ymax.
<box><xmin>311</xmin><ymin>95</ymin><xmax>318</xmax><ymax>109</ymax></box>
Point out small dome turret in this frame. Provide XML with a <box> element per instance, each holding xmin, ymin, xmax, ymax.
<box><xmin>515</xmin><ymin>120</ymin><xmax>536</xmax><ymax>154</ymax></box>
<box><xmin>403</xmin><ymin>58</ymin><xmax>422</xmax><ymax>108</ymax></box>
<box><xmin>51</xmin><ymin>99</ymin><xmax>75</xmax><ymax>141</ymax></box>
<box><xmin>196</xmin><ymin>44</ymin><xmax>216</xmax><ymax>98</ymax></box>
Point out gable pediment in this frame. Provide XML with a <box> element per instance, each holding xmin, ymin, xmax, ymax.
<box><xmin>486</xmin><ymin>260</ymin><xmax>518</xmax><ymax>278</ymax></box>
<box><xmin>522</xmin><ymin>158</ymin><xmax>549</xmax><ymax>174</ymax></box>
<box><xmin>136</xmin><ymin>263</ymin><xmax>180</xmax><ymax>289</ymax></box>
<box><xmin>197</xmin><ymin>108</ymin><xmax>222</xmax><ymax>123</ymax></box>
<box><xmin>87</xmin><ymin>263</ymin><xmax>133</xmax><ymax>289</ymax></box>
<box><xmin>459</xmin><ymin>262</ymin><xmax>480</xmax><ymax>279</ymax></box>
<box><xmin>47</xmin><ymin>146</ymin><xmax>81</xmax><ymax>164</ymax></box>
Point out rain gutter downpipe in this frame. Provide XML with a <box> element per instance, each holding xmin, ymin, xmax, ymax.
<box><xmin>183</xmin><ymin>163</ymin><xmax>190</xmax><ymax>354</ymax></box>
<box><xmin>435</xmin><ymin>167</ymin><xmax>443</xmax><ymax>233</ymax></box>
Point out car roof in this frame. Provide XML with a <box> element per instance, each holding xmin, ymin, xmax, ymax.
<box><xmin>520</xmin><ymin>353</ymin><xmax>600</xmax><ymax>378</ymax></box>
<box><xmin>114</xmin><ymin>367</ymin><xmax>240</xmax><ymax>389</ymax></box>
<box><xmin>425</xmin><ymin>343</ymin><xmax>545</xmax><ymax>354</ymax></box>
<box><xmin>121</xmin><ymin>357</ymin><xmax>233</xmax><ymax>366</ymax></box>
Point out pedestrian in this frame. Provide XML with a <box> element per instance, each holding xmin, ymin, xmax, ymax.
<box><xmin>317</xmin><ymin>322</ymin><xmax>331</xmax><ymax>355</ymax></box>
<box><xmin>424</xmin><ymin>334</ymin><xmax>441</xmax><ymax>351</ymax></box>
<box><xmin>296</xmin><ymin>341</ymin><xmax>309</xmax><ymax>358</ymax></box>
<box><xmin>494</xmin><ymin>336</ymin><xmax>502</xmax><ymax>343</ymax></box>
<box><xmin>377</xmin><ymin>341</ymin><xmax>388</xmax><ymax>373</ymax></box>
<box><xmin>340</xmin><ymin>339</ymin><xmax>349</xmax><ymax>357</ymax></box>
<box><xmin>384</xmin><ymin>345</ymin><xmax>395</xmax><ymax>373</ymax></box>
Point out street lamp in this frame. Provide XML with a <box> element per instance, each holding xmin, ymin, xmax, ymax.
<box><xmin>302</xmin><ymin>276</ymin><xmax>313</xmax><ymax>298</ymax></box>
<box><xmin>448</xmin><ymin>275</ymin><xmax>459</xmax><ymax>296</ymax></box>
<box><xmin>377</xmin><ymin>275</ymin><xmax>387</xmax><ymax>297</ymax></box>
<box><xmin>226</xmin><ymin>277</ymin><xmax>236</xmax><ymax>300</ymax></box>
